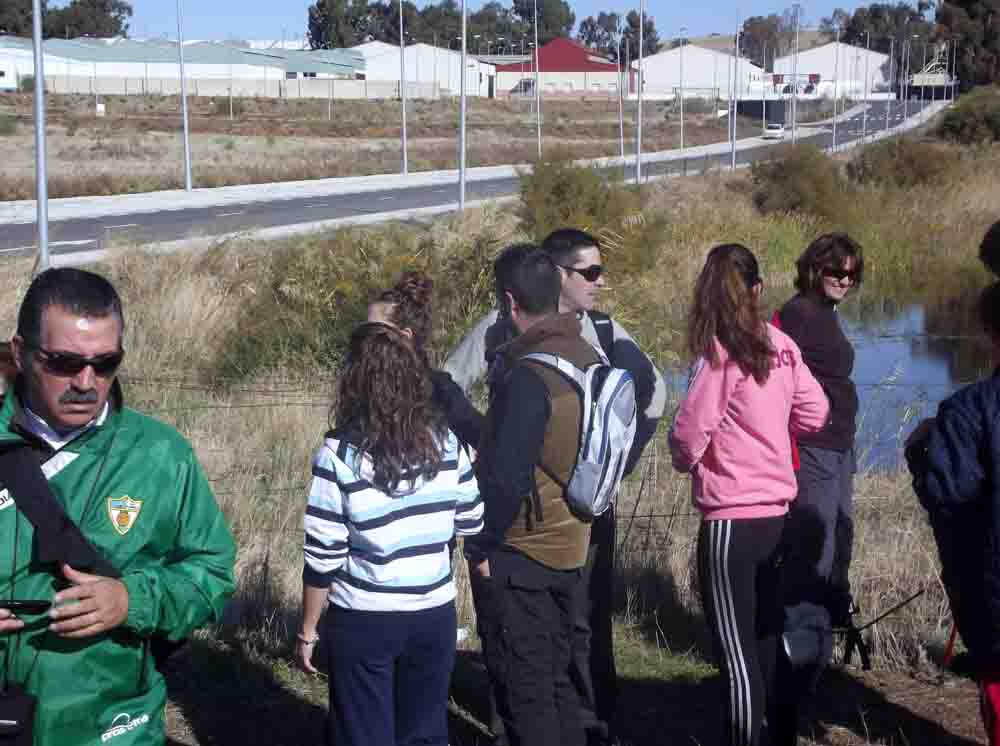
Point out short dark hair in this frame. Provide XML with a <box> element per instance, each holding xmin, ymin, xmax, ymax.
<box><xmin>980</xmin><ymin>220</ymin><xmax>1000</xmax><ymax>277</ymax></box>
<box><xmin>17</xmin><ymin>268</ymin><xmax>124</xmax><ymax>348</ymax></box>
<box><xmin>494</xmin><ymin>242</ymin><xmax>537</xmax><ymax>316</ymax></box>
<box><xmin>794</xmin><ymin>233</ymin><xmax>865</xmax><ymax>295</ymax></box>
<box><xmin>541</xmin><ymin>229</ymin><xmax>601</xmax><ymax>267</ymax></box>
<box><xmin>507</xmin><ymin>250</ymin><xmax>560</xmax><ymax>316</ymax></box>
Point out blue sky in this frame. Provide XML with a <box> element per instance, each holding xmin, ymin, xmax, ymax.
<box><xmin>131</xmin><ymin>1</ymin><xmax>875</xmax><ymax>42</ymax></box>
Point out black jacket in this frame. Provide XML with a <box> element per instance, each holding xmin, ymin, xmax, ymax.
<box><xmin>906</xmin><ymin>371</ymin><xmax>1000</xmax><ymax>667</ymax></box>
<box><xmin>779</xmin><ymin>293</ymin><xmax>858</xmax><ymax>451</ymax></box>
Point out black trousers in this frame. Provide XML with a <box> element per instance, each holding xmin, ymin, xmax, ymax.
<box><xmin>477</xmin><ymin>549</ymin><xmax>586</xmax><ymax>746</ymax></box>
<box><xmin>697</xmin><ymin>516</ymin><xmax>785</xmax><ymax>746</ymax></box>
<box><xmin>570</xmin><ymin>505</ymin><xmax>618</xmax><ymax>738</ymax></box>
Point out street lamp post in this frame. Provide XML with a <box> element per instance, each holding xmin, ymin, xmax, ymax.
<box><xmin>679</xmin><ymin>26</ymin><xmax>687</xmax><ymax>155</ymax></box>
<box><xmin>832</xmin><ymin>26</ymin><xmax>839</xmax><ymax>152</ymax></box>
<box><xmin>176</xmin><ymin>0</ymin><xmax>192</xmax><ymax>192</ymax></box>
<box><xmin>459</xmin><ymin>0</ymin><xmax>467</xmax><ymax>209</ymax></box>
<box><xmin>30</xmin><ymin>0</ymin><xmax>49</xmax><ymax>269</ymax></box>
<box><xmin>532</xmin><ymin>0</ymin><xmax>541</xmax><ymax>159</ymax></box>
<box><xmin>636</xmin><ymin>0</ymin><xmax>644</xmax><ymax>184</ymax></box>
<box><xmin>399</xmin><ymin>0</ymin><xmax>408</xmax><ymax>176</ymax></box>
<box><xmin>862</xmin><ymin>31</ymin><xmax>870</xmax><ymax>141</ymax></box>
<box><xmin>885</xmin><ymin>37</ymin><xmax>894</xmax><ymax>132</ymax></box>
<box><xmin>791</xmin><ymin>3</ymin><xmax>801</xmax><ymax>144</ymax></box>
<box><xmin>617</xmin><ymin>18</ymin><xmax>625</xmax><ymax>162</ymax></box>
<box><xmin>731</xmin><ymin>23</ymin><xmax>740</xmax><ymax>171</ymax></box>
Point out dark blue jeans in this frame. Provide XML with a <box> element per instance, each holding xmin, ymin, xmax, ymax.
<box><xmin>324</xmin><ymin>601</ymin><xmax>456</xmax><ymax>746</ymax></box>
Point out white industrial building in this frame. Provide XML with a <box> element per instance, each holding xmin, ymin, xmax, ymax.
<box><xmin>352</xmin><ymin>41</ymin><xmax>496</xmax><ymax>97</ymax></box>
<box><xmin>0</xmin><ymin>35</ymin><xmax>376</xmax><ymax>98</ymax></box>
<box><xmin>774</xmin><ymin>41</ymin><xmax>890</xmax><ymax>97</ymax></box>
<box><xmin>633</xmin><ymin>43</ymin><xmax>765</xmax><ymax>100</ymax></box>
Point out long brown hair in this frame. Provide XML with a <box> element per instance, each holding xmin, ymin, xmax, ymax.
<box><xmin>375</xmin><ymin>271</ymin><xmax>434</xmax><ymax>359</ymax></box>
<box><xmin>335</xmin><ymin>322</ymin><xmax>448</xmax><ymax>493</ymax></box>
<box><xmin>687</xmin><ymin>243</ymin><xmax>773</xmax><ymax>384</ymax></box>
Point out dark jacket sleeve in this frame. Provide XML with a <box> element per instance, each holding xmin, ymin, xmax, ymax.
<box><xmin>431</xmin><ymin>369</ymin><xmax>484</xmax><ymax>449</ymax></box>
<box><xmin>611</xmin><ymin>337</ymin><xmax>660</xmax><ymax>475</ymax></box>
<box><xmin>910</xmin><ymin>386</ymin><xmax>989</xmax><ymax>520</ymax></box>
<box><xmin>468</xmin><ymin>366</ymin><xmax>550</xmax><ymax>561</ymax></box>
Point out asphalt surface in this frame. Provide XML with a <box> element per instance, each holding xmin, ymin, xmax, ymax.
<box><xmin>0</xmin><ymin>99</ymin><xmax>932</xmax><ymax>257</ymax></box>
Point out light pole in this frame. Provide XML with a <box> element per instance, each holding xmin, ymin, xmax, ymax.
<box><xmin>636</xmin><ymin>0</ymin><xmax>644</xmax><ymax>184</ymax></box>
<box><xmin>731</xmin><ymin>23</ymin><xmax>740</xmax><ymax>171</ymax></box>
<box><xmin>791</xmin><ymin>3</ymin><xmax>801</xmax><ymax>144</ymax></box>
<box><xmin>399</xmin><ymin>0</ymin><xmax>408</xmax><ymax>176</ymax></box>
<box><xmin>902</xmin><ymin>36</ymin><xmax>910</xmax><ymax>120</ymax></box>
<box><xmin>616</xmin><ymin>18</ymin><xmax>625</xmax><ymax>161</ymax></box>
<box><xmin>533</xmin><ymin>0</ymin><xmax>541</xmax><ymax>159</ymax></box>
<box><xmin>885</xmin><ymin>37</ymin><xmax>894</xmax><ymax>132</ymax></box>
<box><xmin>176</xmin><ymin>0</ymin><xmax>192</xmax><ymax>192</ymax></box>
<box><xmin>459</xmin><ymin>0</ymin><xmax>467</xmax><ymax>209</ymax></box>
<box><xmin>679</xmin><ymin>26</ymin><xmax>687</xmax><ymax>155</ymax></box>
<box><xmin>920</xmin><ymin>39</ymin><xmax>927</xmax><ymax>120</ymax></box>
<box><xmin>761</xmin><ymin>43</ymin><xmax>767</xmax><ymax>133</ymax></box>
<box><xmin>832</xmin><ymin>26</ymin><xmax>839</xmax><ymax>152</ymax></box>
<box><xmin>862</xmin><ymin>31</ymin><xmax>870</xmax><ymax>141</ymax></box>
<box><xmin>30</xmin><ymin>0</ymin><xmax>49</xmax><ymax>269</ymax></box>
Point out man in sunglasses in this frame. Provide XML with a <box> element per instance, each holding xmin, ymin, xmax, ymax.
<box><xmin>0</xmin><ymin>268</ymin><xmax>236</xmax><ymax>746</ymax></box>
<box><xmin>446</xmin><ymin>229</ymin><xmax>665</xmax><ymax>746</ymax></box>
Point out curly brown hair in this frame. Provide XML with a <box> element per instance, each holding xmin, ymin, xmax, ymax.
<box><xmin>335</xmin><ymin>322</ymin><xmax>448</xmax><ymax>494</ymax></box>
<box><xmin>374</xmin><ymin>271</ymin><xmax>434</xmax><ymax>355</ymax></box>
<box><xmin>687</xmin><ymin>243</ymin><xmax>773</xmax><ymax>384</ymax></box>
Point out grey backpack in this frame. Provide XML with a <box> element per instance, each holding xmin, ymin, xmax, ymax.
<box><xmin>522</xmin><ymin>352</ymin><xmax>638</xmax><ymax>519</ymax></box>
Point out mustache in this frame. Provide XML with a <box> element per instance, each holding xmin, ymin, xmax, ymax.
<box><xmin>60</xmin><ymin>389</ymin><xmax>99</xmax><ymax>405</ymax></box>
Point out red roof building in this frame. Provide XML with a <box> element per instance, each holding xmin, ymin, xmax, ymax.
<box><xmin>494</xmin><ymin>37</ymin><xmax>625</xmax><ymax>98</ymax></box>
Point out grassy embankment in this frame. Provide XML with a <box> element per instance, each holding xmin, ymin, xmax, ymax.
<box><xmin>1</xmin><ymin>132</ymin><xmax>997</xmax><ymax>744</ymax></box>
<box><xmin>0</xmin><ymin>94</ymin><xmax>763</xmax><ymax>199</ymax></box>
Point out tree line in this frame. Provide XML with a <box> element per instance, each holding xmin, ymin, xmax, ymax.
<box><xmin>0</xmin><ymin>0</ymin><xmax>132</xmax><ymax>39</ymax></box>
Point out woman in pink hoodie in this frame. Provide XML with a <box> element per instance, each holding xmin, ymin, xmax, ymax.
<box><xmin>669</xmin><ymin>244</ymin><xmax>829</xmax><ymax>746</ymax></box>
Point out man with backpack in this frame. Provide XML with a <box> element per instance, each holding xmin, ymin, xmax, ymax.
<box><xmin>447</xmin><ymin>229</ymin><xmax>664</xmax><ymax>746</ymax></box>
<box><xmin>468</xmin><ymin>249</ymin><xmax>629</xmax><ymax>746</ymax></box>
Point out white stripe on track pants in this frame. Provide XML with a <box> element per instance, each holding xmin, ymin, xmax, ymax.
<box><xmin>697</xmin><ymin>516</ymin><xmax>785</xmax><ymax>746</ymax></box>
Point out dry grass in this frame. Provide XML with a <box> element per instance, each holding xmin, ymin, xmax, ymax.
<box><xmin>0</xmin><ymin>94</ymin><xmax>761</xmax><ymax>199</ymax></box>
<box><xmin>2</xmin><ymin>141</ymin><xmax>998</xmax><ymax>742</ymax></box>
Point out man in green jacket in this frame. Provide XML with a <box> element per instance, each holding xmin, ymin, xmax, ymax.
<box><xmin>0</xmin><ymin>267</ymin><xmax>236</xmax><ymax>746</ymax></box>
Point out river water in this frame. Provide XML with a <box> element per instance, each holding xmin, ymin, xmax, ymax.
<box><xmin>664</xmin><ymin>295</ymin><xmax>992</xmax><ymax>472</ymax></box>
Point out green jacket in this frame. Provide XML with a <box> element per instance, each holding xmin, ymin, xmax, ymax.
<box><xmin>0</xmin><ymin>387</ymin><xmax>237</xmax><ymax>746</ymax></box>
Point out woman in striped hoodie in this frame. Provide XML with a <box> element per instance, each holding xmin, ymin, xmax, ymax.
<box><xmin>296</xmin><ymin>321</ymin><xmax>484</xmax><ymax>746</ymax></box>
<box><xmin>669</xmin><ymin>244</ymin><xmax>829</xmax><ymax>746</ymax></box>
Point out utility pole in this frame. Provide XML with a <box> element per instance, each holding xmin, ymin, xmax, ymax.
<box><xmin>459</xmin><ymin>0</ymin><xmax>467</xmax><ymax>209</ymax></box>
<box><xmin>862</xmin><ymin>31</ymin><xmax>870</xmax><ymax>141</ymax></box>
<box><xmin>761</xmin><ymin>43</ymin><xmax>766</xmax><ymax>132</ymax></box>
<box><xmin>832</xmin><ymin>27</ymin><xmax>839</xmax><ymax>152</ymax></box>
<box><xmin>533</xmin><ymin>0</ymin><xmax>541</xmax><ymax>159</ymax></box>
<box><xmin>176</xmin><ymin>0</ymin><xmax>192</xmax><ymax>192</ymax></box>
<box><xmin>399</xmin><ymin>0</ymin><xmax>408</xmax><ymax>176</ymax></box>
<box><xmin>920</xmin><ymin>39</ymin><xmax>927</xmax><ymax>120</ymax></box>
<box><xmin>902</xmin><ymin>37</ymin><xmax>910</xmax><ymax>120</ymax></box>
<box><xmin>31</xmin><ymin>0</ymin><xmax>49</xmax><ymax>270</ymax></box>
<box><xmin>731</xmin><ymin>20</ymin><xmax>740</xmax><ymax>171</ymax></box>
<box><xmin>885</xmin><ymin>37</ymin><xmax>893</xmax><ymax>132</ymax></box>
<box><xmin>636</xmin><ymin>0</ymin><xmax>644</xmax><ymax>184</ymax></box>
<box><xmin>679</xmin><ymin>27</ymin><xmax>687</xmax><ymax>154</ymax></box>
<box><xmin>617</xmin><ymin>18</ymin><xmax>625</xmax><ymax>161</ymax></box>
<box><xmin>791</xmin><ymin>3</ymin><xmax>801</xmax><ymax>143</ymax></box>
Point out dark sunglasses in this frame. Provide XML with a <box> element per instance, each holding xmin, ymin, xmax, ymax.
<box><xmin>821</xmin><ymin>267</ymin><xmax>858</xmax><ymax>282</ymax></box>
<box><xmin>29</xmin><ymin>345</ymin><xmax>124</xmax><ymax>377</ymax></box>
<box><xmin>559</xmin><ymin>264</ymin><xmax>605</xmax><ymax>283</ymax></box>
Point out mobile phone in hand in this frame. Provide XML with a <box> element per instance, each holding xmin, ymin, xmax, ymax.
<box><xmin>0</xmin><ymin>600</ymin><xmax>52</xmax><ymax>613</ymax></box>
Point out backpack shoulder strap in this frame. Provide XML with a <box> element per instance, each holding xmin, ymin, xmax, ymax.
<box><xmin>0</xmin><ymin>446</ymin><xmax>121</xmax><ymax>578</ymax></box>
<box><xmin>520</xmin><ymin>352</ymin><xmax>588</xmax><ymax>393</ymax></box>
<box><xmin>586</xmin><ymin>310</ymin><xmax>615</xmax><ymax>364</ymax></box>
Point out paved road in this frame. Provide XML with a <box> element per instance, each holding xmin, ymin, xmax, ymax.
<box><xmin>0</xmin><ymin>99</ymin><xmax>933</xmax><ymax>258</ymax></box>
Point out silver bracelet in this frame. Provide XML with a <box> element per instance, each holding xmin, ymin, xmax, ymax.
<box><xmin>297</xmin><ymin>632</ymin><xmax>319</xmax><ymax>645</ymax></box>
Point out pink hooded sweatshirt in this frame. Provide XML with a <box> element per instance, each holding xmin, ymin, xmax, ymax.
<box><xmin>669</xmin><ymin>324</ymin><xmax>830</xmax><ymax>521</ymax></box>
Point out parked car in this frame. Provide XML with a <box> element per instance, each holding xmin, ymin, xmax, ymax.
<box><xmin>762</xmin><ymin>122</ymin><xmax>786</xmax><ymax>140</ymax></box>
